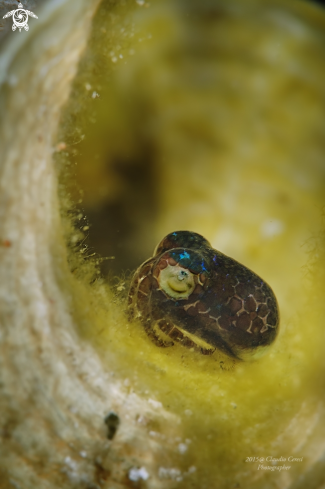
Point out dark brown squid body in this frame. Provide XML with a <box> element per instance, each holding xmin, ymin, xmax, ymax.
<box><xmin>128</xmin><ymin>231</ymin><xmax>279</xmax><ymax>360</ymax></box>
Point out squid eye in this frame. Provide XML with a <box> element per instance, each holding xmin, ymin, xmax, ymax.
<box><xmin>158</xmin><ymin>264</ymin><xmax>195</xmax><ymax>299</ymax></box>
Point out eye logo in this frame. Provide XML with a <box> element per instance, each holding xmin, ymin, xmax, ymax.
<box><xmin>2</xmin><ymin>3</ymin><xmax>38</xmax><ymax>32</ymax></box>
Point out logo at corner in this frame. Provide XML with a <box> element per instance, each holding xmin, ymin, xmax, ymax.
<box><xmin>2</xmin><ymin>3</ymin><xmax>38</xmax><ymax>32</ymax></box>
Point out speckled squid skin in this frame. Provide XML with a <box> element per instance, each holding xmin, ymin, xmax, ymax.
<box><xmin>128</xmin><ymin>231</ymin><xmax>279</xmax><ymax>360</ymax></box>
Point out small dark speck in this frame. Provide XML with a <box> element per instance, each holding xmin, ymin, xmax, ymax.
<box><xmin>104</xmin><ymin>412</ymin><xmax>120</xmax><ymax>440</ymax></box>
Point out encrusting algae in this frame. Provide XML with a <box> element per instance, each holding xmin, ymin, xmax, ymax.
<box><xmin>1</xmin><ymin>0</ymin><xmax>325</xmax><ymax>487</ymax></box>
<box><xmin>54</xmin><ymin>0</ymin><xmax>325</xmax><ymax>486</ymax></box>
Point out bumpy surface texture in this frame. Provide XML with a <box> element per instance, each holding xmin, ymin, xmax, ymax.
<box><xmin>129</xmin><ymin>231</ymin><xmax>279</xmax><ymax>360</ymax></box>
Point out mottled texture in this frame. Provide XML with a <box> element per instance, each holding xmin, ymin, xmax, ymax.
<box><xmin>129</xmin><ymin>231</ymin><xmax>279</xmax><ymax>360</ymax></box>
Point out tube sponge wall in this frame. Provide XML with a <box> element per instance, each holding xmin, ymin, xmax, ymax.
<box><xmin>56</xmin><ymin>0</ymin><xmax>325</xmax><ymax>487</ymax></box>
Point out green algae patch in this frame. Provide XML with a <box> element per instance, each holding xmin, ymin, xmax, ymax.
<box><xmin>56</xmin><ymin>0</ymin><xmax>325</xmax><ymax>486</ymax></box>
